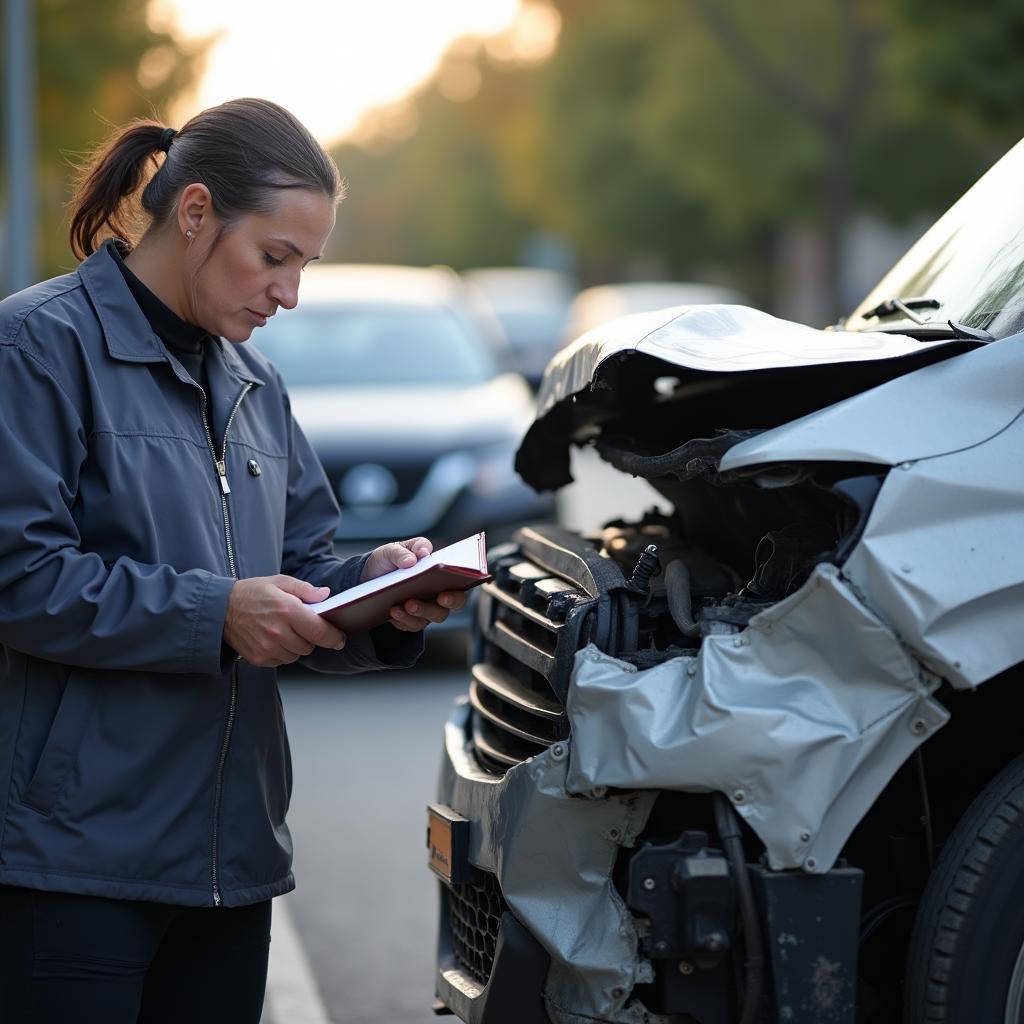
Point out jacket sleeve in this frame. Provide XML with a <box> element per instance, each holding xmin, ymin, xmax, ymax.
<box><xmin>0</xmin><ymin>342</ymin><xmax>235</xmax><ymax>674</ymax></box>
<box><xmin>278</xmin><ymin>393</ymin><xmax>424</xmax><ymax>673</ymax></box>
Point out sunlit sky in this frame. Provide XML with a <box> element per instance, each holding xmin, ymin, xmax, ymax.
<box><xmin>150</xmin><ymin>0</ymin><xmax>541</xmax><ymax>146</ymax></box>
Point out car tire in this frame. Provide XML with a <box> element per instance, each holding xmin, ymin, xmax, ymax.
<box><xmin>905</xmin><ymin>753</ymin><xmax>1024</xmax><ymax>1023</ymax></box>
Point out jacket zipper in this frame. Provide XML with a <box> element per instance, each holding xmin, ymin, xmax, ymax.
<box><xmin>201</xmin><ymin>383</ymin><xmax>253</xmax><ymax>907</ymax></box>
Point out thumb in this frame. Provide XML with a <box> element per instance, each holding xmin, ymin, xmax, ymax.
<box><xmin>275</xmin><ymin>576</ymin><xmax>330</xmax><ymax>603</ymax></box>
<box><xmin>381</xmin><ymin>542</ymin><xmax>419</xmax><ymax>570</ymax></box>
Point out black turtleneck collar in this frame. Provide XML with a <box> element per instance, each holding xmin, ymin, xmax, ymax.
<box><xmin>110</xmin><ymin>242</ymin><xmax>210</xmax><ymax>356</ymax></box>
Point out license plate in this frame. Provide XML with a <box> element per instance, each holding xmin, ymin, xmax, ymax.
<box><xmin>427</xmin><ymin>804</ymin><xmax>471</xmax><ymax>885</ymax></box>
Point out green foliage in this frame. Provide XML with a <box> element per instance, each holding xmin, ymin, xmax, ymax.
<box><xmin>892</xmin><ymin>0</ymin><xmax>1024</xmax><ymax>144</ymax></box>
<box><xmin>2</xmin><ymin>0</ymin><xmax>207</xmax><ymax>275</ymax></box>
<box><xmin>529</xmin><ymin>1</ymin><xmax>720</xmax><ymax>269</ymax></box>
<box><xmin>636</xmin><ymin>2</ymin><xmax>828</xmax><ymax>232</ymax></box>
<box><xmin>330</xmin><ymin>42</ymin><xmax>539</xmax><ymax>270</ymax></box>
<box><xmin>330</xmin><ymin>0</ymin><xmax>1024</xmax><ymax>311</ymax></box>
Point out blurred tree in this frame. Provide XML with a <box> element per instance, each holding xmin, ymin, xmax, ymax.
<box><xmin>891</xmin><ymin>0</ymin><xmax>1024</xmax><ymax>151</ymax></box>
<box><xmin>329</xmin><ymin>39</ymin><xmax>541</xmax><ymax>269</ymax></box>
<box><xmin>522</xmin><ymin>1</ymin><xmax>726</xmax><ymax>284</ymax></box>
<box><xmin>676</xmin><ymin>0</ymin><xmax>877</xmax><ymax>315</ymax></box>
<box><xmin>1</xmin><ymin>0</ymin><xmax>207</xmax><ymax>275</ymax></box>
<box><xmin>538</xmin><ymin>0</ymin><xmax>1000</xmax><ymax>316</ymax></box>
<box><xmin>330</xmin><ymin>0</ymin><xmax>1024</xmax><ymax>318</ymax></box>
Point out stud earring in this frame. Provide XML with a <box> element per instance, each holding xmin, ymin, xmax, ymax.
<box><xmin>185</xmin><ymin>229</ymin><xmax>193</xmax><ymax>240</ymax></box>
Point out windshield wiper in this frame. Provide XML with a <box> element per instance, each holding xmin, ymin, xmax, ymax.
<box><xmin>867</xmin><ymin>318</ymin><xmax>993</xmax><ymax>343</ymax></box>
<box><xmin>946</xmin><ymin>319</ymin><xmax>993</xmax><ymax>342</ymax></box>
<box><xmin>862</xmin><ymin>295</ymin><xmax>942</xmax><ymax>325</ymax></box>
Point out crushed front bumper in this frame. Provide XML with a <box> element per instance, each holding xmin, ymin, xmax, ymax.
<box><xmin>433</xmin><ymin>702</ymin><xmax>657</xmax><ymax>1024</ymax></box>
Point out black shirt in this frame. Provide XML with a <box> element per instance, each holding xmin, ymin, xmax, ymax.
<box><xmin>111</xmin><ymin>244</ymin><xmax>212</xmax><ymax>407</ymax></box>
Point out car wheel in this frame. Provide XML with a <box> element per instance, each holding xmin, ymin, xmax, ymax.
<box><xmin>905</xmin><ymin>753</ymin><xmax>1024</xmax><ymax>1023</ymax></box>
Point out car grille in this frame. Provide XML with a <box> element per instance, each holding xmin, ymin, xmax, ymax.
<box><xmin>470</xmin><ymin>524</ymin><xmax>630</xmax><ymax>775</ymax></box>
<box><xmin>446</xmin><ymin>871</ymin><xmax>508</xmax><ymax>986</ymax></box>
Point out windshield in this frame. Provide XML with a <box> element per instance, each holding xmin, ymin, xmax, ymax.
<box><xmin>846</xmin><ymin>138</ymin><xmax>1024</xmax><ymax>339</ymax></box>
<box><xmin>251</xmin><ymin>304</ymin><xmax>497</xmax><ymax>387</ymax></box>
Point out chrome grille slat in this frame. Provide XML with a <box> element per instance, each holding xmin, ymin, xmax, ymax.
<box><xmin>472</xmin><ymin>718</ymin><xmax>536</xmax><ymax>768</ymax></box>
<box><xmin>471</xmin><ymin>663</ymin><xmax>562</xmax><ymax>720</ymax></box>
<box><xmin>480</xmin><ymin>581</ymin><xmax>564</xmax><ymax>632</ymax></box>
<box><xmin>489</xmin><ymin>620</ymin><xmax>556</xmax><ymax>678</ymax></box>
<box><xmin>469</xmin><ymin>532</ymin><xmax>620</xmax><ymax>776</ymax></box>
<box><xmin>469</xmin><ymin>680</ymin><xmax>562</xmax><ymax>746</ymax></box>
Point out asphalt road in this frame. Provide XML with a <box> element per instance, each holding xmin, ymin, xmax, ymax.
<box><xmin>263</xmin><ymin>639</ymin><xmax>469</xmax><ymax>1024</ymax></box>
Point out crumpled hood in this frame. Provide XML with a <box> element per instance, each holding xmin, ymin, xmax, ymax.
<box><xmin>518</xmin><ymin>304</ymin><xmax>978</xmax><ymax>490</ymax></box>
<box><xmin>723</xmin><ymin>329</ymin><xmax>1024</xmax><ymax>470</ymax></box>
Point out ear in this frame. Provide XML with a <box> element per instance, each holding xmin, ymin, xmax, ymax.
<box><xmin>176</xmin><ymin>183</ymin><xmax>214</xmax><ymax>241</ymax></box>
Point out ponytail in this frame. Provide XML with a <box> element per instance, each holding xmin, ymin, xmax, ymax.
<box><xmin>68</xmin><ymin>120</ymin><xmax>169</xmax><ymax>260</ymax></box>
<box><xmin>67</xmin><ymin>99</ymin><xmax>343</xmax><ymax>261</ymax></box>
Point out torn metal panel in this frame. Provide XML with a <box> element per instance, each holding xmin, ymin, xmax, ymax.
<box><xmin>534</xmin><ymin>305</ymin><xmax>968</xmax><ymax>425</ymax></box>
<box><xmin>564</xmin><ymin>564</ymin><xmax>949</xmax><ymax>873</ymax></box>
<box><xmin>843</xmin><ymin>408</ymin><xmax>1024</xmax><ymax>689</ymax></box>
<box><xmin>437</xmin><ymin>705</ymin><xmax>658</xmax><ymax>1024</ymax></box>
<box><xmin>594</xmin><ymin>429</ymin><xmax>762</xmax><ymax>484</ymax></box>
<box><xmin>519</xmin><ymin>305</ymin><xmax>977</xmax><ymax>492</ymax></box>
<box><xmin>721</xmin><ymin>332</ymin><xmax>1024</xmax><ymax>470</ymax></box>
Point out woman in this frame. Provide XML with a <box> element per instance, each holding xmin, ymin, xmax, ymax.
<box><xmin>0</xmin><ymin>97</ymin><xmax>464</xmax><ymax>1022</ymax></box>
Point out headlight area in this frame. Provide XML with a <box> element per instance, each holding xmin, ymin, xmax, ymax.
<box><xmin>431</xmin><ymin>455</ymin><xmax>955</xmax><ymax>1024</ymax></box>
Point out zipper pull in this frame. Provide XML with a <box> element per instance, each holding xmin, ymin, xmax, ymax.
<box><xmin>216</xmin><ymin>460</ymin><xmax>231</xmax><ymax>494</ymax></box>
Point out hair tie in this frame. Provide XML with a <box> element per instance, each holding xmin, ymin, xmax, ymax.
<box><xmin>158</xmin><ymin>127</ymin><xmax>177</xmax><ymax>153</ymax></box>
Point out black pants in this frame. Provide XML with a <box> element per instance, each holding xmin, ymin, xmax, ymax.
<box><xmin>0</xmin><ymin>885</ymin><xmax>271</xmax><ymax>1023</ymax></box>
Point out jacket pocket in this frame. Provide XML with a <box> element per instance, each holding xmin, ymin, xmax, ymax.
<box><xmin>21</xmin><ymin>673</ymin><xmax>97</xmax><ymax>816</ymax></box>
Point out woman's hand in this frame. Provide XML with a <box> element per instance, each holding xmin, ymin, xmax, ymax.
<box><xmin>360</xmin><ymin>537</ymin><xmax>433</xmax><ymax>581</ymax></box>
<box><xmin>361</xmin><ymin>537</ymin><xmax>468</xmax><ymax>632</ymax></box>
<box><xmin>224</xmin><ymin>575</ymin><xmax>347</xmax><ymax>667</ymax></box>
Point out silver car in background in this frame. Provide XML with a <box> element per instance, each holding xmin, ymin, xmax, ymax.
<box><xmin>252</xmin><ymin>264</ymin><xmax>555</xmax><ymax>619</ymax></box>
<box><xmin>463</xmin><ymin>267</ymin><xmax>576</xmax><ymax>390</ymax></box>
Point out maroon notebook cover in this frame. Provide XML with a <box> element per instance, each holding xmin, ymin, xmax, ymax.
<box><xmin>317</xmin><ymin>562</ymin><xmax>492</xmax><ymax>634</ymax></box>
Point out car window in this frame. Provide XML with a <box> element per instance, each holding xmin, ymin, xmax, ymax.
<box><xmin>846</xmin><ymin>139</ymin><xmax>1024</xmax><ymax>338</ymax></box>
<box><xmin>251</xmin><ymin>304</ymin><xmax>498</xmax><ymax>387</ymax></box>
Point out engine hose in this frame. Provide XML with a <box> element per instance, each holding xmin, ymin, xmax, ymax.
<box><xmin>712</xmin><ymin>793</ymin><xmax>765</xmax><ymax>1024</ymax></box>
<box><xmin>665</xmin><ymin>559</ymin><xmax>701</xmax><ymax>638</ymax></box>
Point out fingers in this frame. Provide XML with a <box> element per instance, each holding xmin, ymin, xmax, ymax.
<box><xmin>277</xmin><ymin>631</ymin><xmax>316</xmax><ymax>661</ymax></box>
<box><xmin>387</xmin><ymin>590</ymin><xmax>465</xmax><ymax>632</ymax></box>
<box><xmin>402</xmin><ymin>537</ymin><xmax>433</xmax><ymax>558</ymax></box>
<box><xmin>386</xmin><ymin>538</ymin><xmax>433</xmax><ymax>569</ymax></box>
<box><xmin>362</xmin><ymin>538</ymin><xmax>436</xmax><ymax>582</ymax></box>
<box><xmin>438</xmin><ymin>590</ymin><xmax>467</xmax><ymax>613</ymax></box>
<box><xmin>291</xmin><ymin>607</ymin><xmax>347</xmax><ymax>651</ymax></box>
<box><xmin>386</xmin><ymin>538</ymin><xmax>431</xmax><ymax>569</ymax></box>
<box><xmin>390</xmin><ymin>544</ymin><xmax>418</xmax><ymax>569</ymax></box>
<box><xmin>273</xmin><ymin>575</ymin><xmax>330</xmax><ymax>603</ymax></box>
<box><xmin>224</xmin><ymin>576</ymin><xmax>347</xmax><ymax>667</ymax></box>
<box><xmin>241</xmin><ymin>622</ymin><xmax>315</xmax><ymax>667</ymax></box>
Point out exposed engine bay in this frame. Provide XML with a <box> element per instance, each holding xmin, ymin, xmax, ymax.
<box><xmin>433</xmin><ymin>257</ymin><xmax>1024</xmax><ymax>1024</ymax></box>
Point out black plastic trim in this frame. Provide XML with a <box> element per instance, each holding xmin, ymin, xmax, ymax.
<box><xmin>436</xmin><ymin>898</ymin><xmax>552</xmax><ymax>1024</ymax></box>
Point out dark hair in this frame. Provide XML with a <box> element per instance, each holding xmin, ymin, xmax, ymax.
<box><xmin>68</xmin><ymin>98</ymin><xmax>343</xmax><ymax>260</ymax></box>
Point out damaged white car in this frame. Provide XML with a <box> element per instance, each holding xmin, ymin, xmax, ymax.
<box><xmin>427</xmin><ymin>138</ymin><xmax>1024</xmax><ymax>1024</ymax></box>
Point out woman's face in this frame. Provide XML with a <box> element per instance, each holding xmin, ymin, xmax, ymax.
<box><xmin>188</xmin><ymin>188</ymin><xmax>336</xmax><ymax>343</ymax></box>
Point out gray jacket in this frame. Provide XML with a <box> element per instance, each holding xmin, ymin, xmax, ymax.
<box><xmin>0</xmin><ymin>242</ymin><xmax>421</xmax><ymax>907</ymax></box>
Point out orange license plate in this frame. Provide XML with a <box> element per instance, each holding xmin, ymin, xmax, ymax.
<box><xmin>427</xmin><ymin>804</ymin><xmax>470</xmax><ymax>884</ymax></box>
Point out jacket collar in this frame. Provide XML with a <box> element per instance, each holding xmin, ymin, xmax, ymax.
<box><xmin>78</xmin><ymin>240</ymin><xmax>264</xmax><ymax>387</ymax></box>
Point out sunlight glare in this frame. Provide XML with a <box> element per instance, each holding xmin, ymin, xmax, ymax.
<box><xmin>150</xmin><ymin>0</ymin><xmax>524</xmax><ymax>145</ymax></box>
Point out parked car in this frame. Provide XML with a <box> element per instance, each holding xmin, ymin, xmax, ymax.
<box><xmin>561</xmin><ymin>280</ymin><xmax>750</xmax><ymax>349</ymax></box>
<box><xmin>463</xmin><ymin>267</ymin><xmax>576</xmax><ymax>389</ymax></box>
<box><xmin>427</xmin><ymin>139</ymin><xmax>1024</xmax><ymax>1022</ymax></box>
<box><xmin>250</xmin><ymin>263</ymin><xmax>555</xmax><ymax>627</ymax></box>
